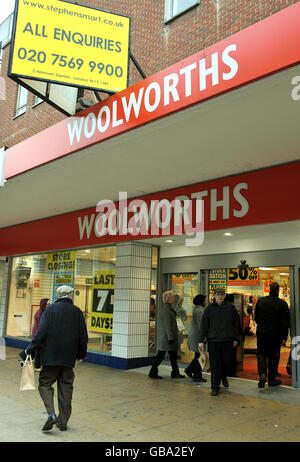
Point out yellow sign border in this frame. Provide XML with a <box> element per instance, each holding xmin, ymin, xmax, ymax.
<box><xmin>8</xmin><ymin>0</ymin><xmax>131</xmax><ymax>93</ymax></box>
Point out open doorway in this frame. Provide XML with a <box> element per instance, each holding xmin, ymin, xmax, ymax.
<box><xmin>167</xmin><ymin>267</ymin><xmax>292</xmax><ymax>386</ymax></box>
<box><xmin>225</xmin><ymin>266</ymin><xmax>291</xmax><ymax>386</ymax></box>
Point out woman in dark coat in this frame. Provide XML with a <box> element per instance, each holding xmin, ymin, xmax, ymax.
<box><xmin>32</xmin><ymin>298</ymin><xmax>49</xmax><ymax>370</ymax></box>
<box><xmin>149</xmin><ymin>291</ymin><xmax>184</xmax><ymax>379</ymax></box>
<box><xmin>185</xmin><ymin>294</ymin><xmax>207</xmax><ymax>382</ymax></box>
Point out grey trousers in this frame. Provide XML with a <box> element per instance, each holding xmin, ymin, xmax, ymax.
<box><xmin>38</xmin><ymin>366</ymin><xmax>75</xmax><ymax>427</ymax></box>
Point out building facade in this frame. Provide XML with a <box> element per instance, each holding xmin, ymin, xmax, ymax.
<box><xmin>1</xmin><ymin>0</ymin><xmax>300</xmax><ymax>386</ymax></box>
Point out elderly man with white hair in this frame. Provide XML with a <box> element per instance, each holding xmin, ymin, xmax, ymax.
<box><xmin>149</xmin><ymin>290</ymin><xmax>184</xmax><ymax>380</ymax></box>
<box><xmin>26</xmin><ymin>285</ymin><xmax>88</xmax><ymax>432</ymax></box>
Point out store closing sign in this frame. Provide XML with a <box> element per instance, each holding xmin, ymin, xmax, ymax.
<box><xmin>8</xmin><ymin>0</ymin><xmax>130</xmax><ymax>93</ymax></box>
<box><xmin>46</xmin><ymin>251</ymin><xmax>76</xmax><ymax>272</ymax></box>
<box><xmin>89</xmin><ymin>270</ymin><xmax>115</xmax><ymax>334</ymax></box>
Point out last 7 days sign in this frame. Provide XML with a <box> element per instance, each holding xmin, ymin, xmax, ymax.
<box><xmin>89</xmin><ymin>270</ymin><xmax>115</xmax><ymax>334</ymax></box>
<box><xmin>9</xmin><ymin>0</ymin><xmax>130</xmax><ymax>93</ymax></box>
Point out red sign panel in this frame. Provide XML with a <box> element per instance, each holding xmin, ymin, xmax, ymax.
<box><xmin>4</xmin><ymin>3</ymin><xmax>300</xmax><ymax>180</ymax></box>
<box><xmin>0</xmin><ymin>161</ymin><xmax>300</xmax><ymax>256</ymax></box>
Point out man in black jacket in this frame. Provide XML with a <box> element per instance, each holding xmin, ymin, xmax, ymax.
<box><xmin>26</xmin><ymin>285</ymin><xmax>88</xmax><ymax>432</ymax></box>
<box><xmin>198</xmin><ymin>288</ymin><xmax>240</xmax><ymax>396</ymax></box>
<box><xmin>255</xmin><ymin>282</ymin><xmax>290</xmax><ymax>388</ymax></box>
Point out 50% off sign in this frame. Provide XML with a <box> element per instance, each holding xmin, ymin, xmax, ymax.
<box><xmin>228</xmin><ymin>267</ymin><xmax>260</xmax><ymax>286</ymax></box>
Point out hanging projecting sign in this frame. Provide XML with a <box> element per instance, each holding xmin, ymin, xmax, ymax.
<box><xmin>228</xmin><ymin>267</ymin><xmax>260</xmax><ymax>286</ymax></box>
<box><xmin>8</xmin><ymin>0</ymin><xmax>130</xmax><ymax>93</ymax></box>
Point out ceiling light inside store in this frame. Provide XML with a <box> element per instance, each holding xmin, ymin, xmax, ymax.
<box><xmin>280</xmin><ymin>273</ymin><xmax>289</xmax><ymax>275</ymax></box>
<box><xmin>224</xmin><ymin>232</ymin><xmax>235</xmax><ymax>236</ymax></box>
<box><xmin>259</xmin><ymin>267</ymin><xmax>276</xmax><ymax>271</ymax></box>
<box><xmin>165</xmin><ymin>239</ymin><xmax>174</xmax><ymax>243</ymax></box>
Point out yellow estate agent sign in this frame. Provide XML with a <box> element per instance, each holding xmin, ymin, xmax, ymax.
<box><xmin>89</xmin><ymin>270</ymin><xmax>115</xmax><ymax>334</ymax></box>
<box><xmin>9</xmin><ymin>0</ymin><xmax>130</xmax><ymax>93</ymax></box>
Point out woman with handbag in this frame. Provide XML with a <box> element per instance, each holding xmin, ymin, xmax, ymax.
<box><xmin>185</xmin><ymin>295</ymin><xmax>207</xmax><ymax>383</ymax></box>
<box><xmin>149</xmin><ymin>291</ymin><xmax>185</xmax><ymax>379</ymax></box>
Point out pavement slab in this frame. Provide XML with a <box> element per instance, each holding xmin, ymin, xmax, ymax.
<box><xmin>1</xmin><ymin>347</ymin><xmax>300</xmax><ymax>443</ymax></box>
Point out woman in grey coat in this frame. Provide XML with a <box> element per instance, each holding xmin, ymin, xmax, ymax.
<box><xmin>184</xmin><ymin>295</ymin><xmax>207</xmax><ymax>382</ymax></box>
<box><xmin>149</xmin><ymin>291</ymin><xmax>185</xmax><ymax>379</ymax></box>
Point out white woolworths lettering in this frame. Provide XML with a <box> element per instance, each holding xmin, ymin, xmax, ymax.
<box><xmin>179</xmin><ymin>63</ymin><xmax>197</xmax><ymax>97</ymax></box>
<box><xmin>144</xmin><ymin>82</ymin><xmax>161</xmax><ymax>112</ymax></box>
<box><xmin>67</xmin><ymin>44</ymin><xmax>238</xmax><ymax>145</ymax></box>
<box><xmin>97</xmin><ymin>106</ymin><xmax>110</xmax><ymax>133</ymax></box>
<box><xmin>121</xmin><ymin>88</ymin><xmax>144</xmax><ymax>121</ymax></box>
<box><xmin>94</xmin><ymin>212</ymin><xmax>107</xmax><ymax>237</ymax></box>
<box><xmin>291</xmin><ymin>336</ymin><xmax>300</xmax><ymax>361</ymax></box>
<box><xmin>112</xmin><ymin>100</ymin><xmax>123</xmax><ymax>127</ymax></box>
<box><xmin>199</xmin><ymin>44</ymin><xmax>238</xmax><ymax>91</ymax></box>
<box><xmin>127</xmin><ymin>199</ymin><xmax>153</xmax><ymax>236</ymax></box>
<box><xmin>291</xmin><ymin>76</ymin><xmax>300</xmax><ymax>101</ymax></box>
<box><xmin>84</xmin><ymin>113</ymin><xmax>96</xmax><ymax>139</ymax></box>
<box><xmin>182</xmin><ymin>182</ymin><xmax>248</xmax><ymax>222</ymax></box>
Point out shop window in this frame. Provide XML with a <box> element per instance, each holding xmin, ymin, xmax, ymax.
<box><xmin>15</xmin><ymin>85</ymin><xmax>28</xmax><ymax>117</ymax></box>
<box><xmin>6</xmin><ymin>256</ymin><xmax>53</xmax><ymax>338</ymax></box>
<box><xmin>164</xmin><ymin>0</ymin><xmax>200</xmax><ymax>22</ymax></box>
<box><xmin>75</xmin><ymin>247</ymin><xmax>116</xmax><ymax>354</ymax></box>
<box><xmin>6</xmin><ymin>245</ymin><xmax>159</xmax><ymax>357</ymax></box>
<box><xmin>6</xmin><ymin>248</ymin><xmax>116</xmax><ymax>354</ymax></box>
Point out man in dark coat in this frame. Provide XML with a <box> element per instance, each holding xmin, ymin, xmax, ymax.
<box><xmin>26</xmin><ymin>285</ymin><xmax>88</xmax><ymax>432</ymax></box>
<box><xmin>254</xmin><ymin>282</ymin><xmax>290</xmax><ymax>388</ymax></box>
<box><xmin>198</xmin><ymin>288</ymin><xmax>240</xmax><ymax>396</ymax></box>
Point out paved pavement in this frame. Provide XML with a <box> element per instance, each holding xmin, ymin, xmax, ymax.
<box><xmin>1</xmin><ymin>347</ymin><xmax>300</xmax><ymax>443</ymax></box>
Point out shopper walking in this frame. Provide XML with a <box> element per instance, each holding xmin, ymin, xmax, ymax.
<box><xmin>254</xmin><ymin>282</ymin><xmax>290</xmax><ymax>388</ymax></box>
<box><xmin>149</xmin><ymin>291</ymin><xmax>184</xmax><ymax>379</ymax></box>
<box><xmin>31</xmin><ymin>298</ymin><xmax>49</xmax><ymax>371</ymax></box>
<box><xmin>19</xmin><ymin>297</ymin><xmax>50</xmax><ymax>371</ymax></box>
<box><xmin>25</xmin><ymin>285</ymin><xmax>88</xmax><ymax>432</ymax></box>
<box><xmin>173</xmin><ymin>294</ymin><xmax>187</xmax><ymax>357</ymax></box>
<box><xmin>185</xmin><ymin>294</ymin><xmax>207</xmax><ymax>383</ymax></box>
<box><xmin>198</xmin><ymin>288</ymin><xmax>240</xmax><ymax>396</ymax></box>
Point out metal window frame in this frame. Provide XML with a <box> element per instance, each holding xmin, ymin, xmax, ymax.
<box><xmin>164</xmin><ymin>0</ymin><xmax>201</xmax><ymax>23</ymax></box>
<box><xmin>15</xmin><ymin>85</ymin><xmax>28</xmax><ymax>117</ymax></box>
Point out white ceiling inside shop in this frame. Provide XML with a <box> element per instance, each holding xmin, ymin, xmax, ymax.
<box><xmin>143</xmin><ymin>220</ymin><xmax>300</xmax><ymax>257</ymax></box>
<box><xmin>0</xmin><ymin>64</ymin><xmax>300</xmax><ymax>235</ymax></box>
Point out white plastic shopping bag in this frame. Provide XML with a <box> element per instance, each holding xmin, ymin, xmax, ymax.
<box><xmin>20</xmin><ymin>355</ymin><xmax>36</xmax><ymax>391</ymax></box>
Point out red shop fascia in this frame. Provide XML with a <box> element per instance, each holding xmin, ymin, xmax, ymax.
<box><xmin>1</xmin><ymin>3</ymin><xmax>300</xmax><ymax>257</ymax></box>
<box><xmin>1</xmin><ymin>160</ymin><xmax>300</xmax><ymax>256</ymax></box>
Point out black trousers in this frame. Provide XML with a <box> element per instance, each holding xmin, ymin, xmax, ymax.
<box><xmin>228</xmin><ymin>346</ymin><xmax>238</xmax><ymax>376</ymax></box>
<box><xmin>39</xmin><ymin>366</ymin><xmax>75</xmax><ymax>427</ymax></box>
<box><xmin>149</xmin><ymin>350</ymin><xmax>179</xmax><ymax>376</ymax></box>
<box><xmin>185</xmin><ymin>352</ymin><xmax>203</xmax><ymax>378</ymax></box>
<box><xmin>256</xmin><ymin>333</ymin><xmax>281</xmax><ymax>382</ymax></box>
<box><xmin>208</xmin><ymin>341</ymin><xmax>233</xmax><ymax>390</ymax></box>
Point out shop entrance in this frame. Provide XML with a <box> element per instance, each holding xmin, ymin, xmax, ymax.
<box><xmin>224</xmin><ymin>266</ymin><xmax>291</xmax><ymax>386</ymax></box>
<box><xmin>166</xmin><ymin>267</ymin><xmax>292</xmax><ymax>386</ymax></box>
